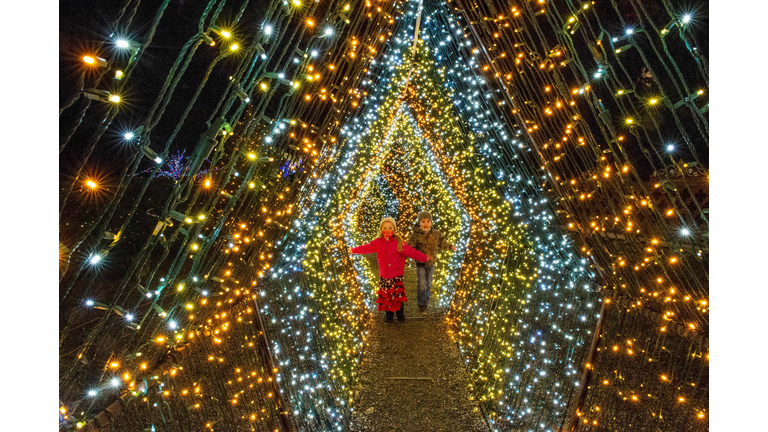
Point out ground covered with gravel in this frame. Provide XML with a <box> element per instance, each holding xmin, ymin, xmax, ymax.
<box><xmin>349</xmin><ymin>257</ymin><xmax>490</xmax><ymax>432</ymax></box>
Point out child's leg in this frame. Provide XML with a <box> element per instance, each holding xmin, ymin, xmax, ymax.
<box><xmin>395</xmin><ymin>303</ymin><xmax>405</xmax><ymax>321</ymax></box>
<box><xmin>385</xmin><ymin>311</ymin><xmax>394</xmax><ymax>322</ymax></box>
<box><xmin>424</xmin><ymin>264</ymin><xmax>435</xmax><ymax>307</ymax></box>
<box><xmin>416</xmin><ymin>264</ymin><xmax>428</xmax><ymax>309</ymax></box>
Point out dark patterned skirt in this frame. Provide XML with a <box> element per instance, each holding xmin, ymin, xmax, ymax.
<box><xmin>376</xmin><ymin>275</ymin><xmax>407</xmax><ymax>312</ymax></box>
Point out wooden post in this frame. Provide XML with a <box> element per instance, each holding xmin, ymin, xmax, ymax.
<box><xmin>562</xmin><ymin>298</ymin><xmax>608</xmax><ymax>432</ymax></box>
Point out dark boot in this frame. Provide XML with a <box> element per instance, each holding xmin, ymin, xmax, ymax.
<box><xmin>385</xmin><ymin>311</ymin><xmax>394</xmax><ymax>322</ymax></box>
<box><xmin>396</xmin><ymin>306</ymin><xmax>405</xmax><ymax>322</ymax></box>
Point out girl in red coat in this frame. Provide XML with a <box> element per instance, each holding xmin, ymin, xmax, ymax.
<box><xmin>348</xmin><ymin>217</ymin><xmax>432</xmax><ymax>322</ymax></box>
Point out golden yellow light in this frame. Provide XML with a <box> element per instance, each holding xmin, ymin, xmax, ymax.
<box><xmin>221</xmin><ymin>30</ymin><xmax>231</xmax><ymax>38</ymax></box>
<box><xmin>109</xmin><ymin>94</ymin><xmax>121</xmax><ymax>103</ymax></box>
<box><xmin>230</xmin><ymin>44</ymin><xmax>238</xmax><ymax>51</ymax></box>
<box><xmin>86</xmin><ymin>180</ymin><xmax>97</xmax><ymax>189</ymax></box>
<box><xmin>83</xmin><ymin>56</ymin><xmax>95</xmax><ymax>64</ymax></box>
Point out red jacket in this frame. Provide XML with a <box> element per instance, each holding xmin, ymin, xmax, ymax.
<box><xmin>350</xmin><ymin>237</ymin><xmax>429</xmax><ymax>279</ymax></box>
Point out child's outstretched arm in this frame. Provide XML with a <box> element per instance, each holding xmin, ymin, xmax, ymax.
<box><xmin>348</xmin><ymin>240</ymin><xmax>377</xmax><ymax>255</ymax></box>
<box><xmin>401</xmin><ymin>242</ymin><xmax>431</xmax><ymax>263</ymax></box>
<box><xmin>438</xmin><ymin>232</ymin><xmax>458</xmax><ymax>252</ymax></box>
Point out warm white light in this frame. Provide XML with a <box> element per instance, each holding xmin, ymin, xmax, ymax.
<box><xmin>109</xmin><ymin>94</ymin><xmax>121</xmax><ymax>103</ymax></box>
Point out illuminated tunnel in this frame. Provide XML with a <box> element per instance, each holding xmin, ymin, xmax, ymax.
<box><xmin>59</xmin><ymin>0</ymin><xmax>708</xmax><ymax>430</ymax></box>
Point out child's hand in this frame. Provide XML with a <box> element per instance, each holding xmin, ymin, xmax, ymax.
<box><xmin>451</xmin><ymin>245</ymin><xmax>458</xmax><ymax>251</ymax></box>
<box><xmin>426</xmin><ymin>254</ymin><xmax>433</xmax><ymax>262</ymax></box>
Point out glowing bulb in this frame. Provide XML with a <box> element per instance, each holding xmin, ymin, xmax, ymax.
<box><xmin>292</xmin><ymin>0</ymin><xmax>301</xmax><ymax>5</ymax></box>
<box><xmin>154</xmin><ymin>156</ymin><xmax>163</xmax><ymax>164</ymax></box>
<box><xmin>88</xmin><ymin>390</ymin><xmax>97</xmax><ymax>397</ymax></box>
<box><xmin>109</xmin><ymin>94</ymin><xmax>121</xmax><ymax>103</ymax></box>
<box><xmin>306</xmin><ymin>19</ymin><xmax>314</xmax><ymax>27</ymax></box>
<box><xmin>625</xmin><ymin>118</ymin><xmax>633</xmax><ymax>124</ymax></box>
<box><xmin>230</xmin><ymin>44</ymin><xmax>238</xmax><ymax>51</ymax></box>
<box><xmin>169</xmin><ymin>321</ymin><xmax>177</xmax><ymax>330</ymax></box>
<box><xmin>111</xmin><ymin>378</ymin><xmax>120</xmax><ymax>387</ymax></box>
<box><xmin>626</xmin><ymin>28</ymin><xmax>634</xmax><ymax>35</ymax></box>
<box><xmin>83</xmin><ymin>56</ymin><xmax>95</xmax><ymax>64</ymax></box>
<box><xmin>86</xmin><ymin>300</ymin><xmax>95</xmax><ymax>307</ymax></box>
<box><xmin>90</xmin><ymin>255</ymin><xmax>101</xmax><ymax>265</ymax></box>
<box><xmin>221</xmin><ymin>30</ymin><xmax>231</xmax><ymax>38</ymax></box>
<box><xmin>683</xmin><ymin>14</ymin><xmax>691</xmax><ymax>23</ymax></box>
<box><xmin>86</xmin><ymin>180</ymin><xmax>97</xmax><ymax>189</ymax></box>
<box><xmin>649</xmin><ymin>98</ymin><xmax>658</xmax><ymax>104</ymax></box>
<box><xmin>264</xmin><ymin>25</ymin><xmax>272</xmax><ymax>35</ymax></box>
<box><xmin>124</xmin><ymin>132</ymin><xmax>134</xmax><ymax>140</ymax></box>
<box><xmin>125</xmin><ymin>314</ymin><xmax>134</xmax><ymax>321</ymax></box>
<box><xmin>116</xmin><ymin>39</ymin><xmax>129</xmax><ymax>48</ymax></box>
<box><xmin>680</xmin><ymin>228</ymin><xmax>690</xmax><ymax>236</ymax></box>
<box><xmin>324</xmin><ymin>27</ymin><xmax>333</xmax><ymax>36</ymax></box>
<box><xmin>666</xmin><ymin>144</ymin><xmax>675</xmax><ymax>151</ymax></box>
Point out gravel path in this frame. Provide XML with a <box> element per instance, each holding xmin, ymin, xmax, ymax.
<box><xmin>349</xmin><ymin>257</ymin><xmax>490</xmax><ymax>432</ymax></box>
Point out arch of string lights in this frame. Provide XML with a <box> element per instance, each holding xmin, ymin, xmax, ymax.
<box><xmin>59</xmin><ymin>0</ymin><xmax>707</xmax><ymax>430</ymax></box>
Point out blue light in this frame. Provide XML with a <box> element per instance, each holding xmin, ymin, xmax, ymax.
<box><xmin>667</xmin><ymin>144</ymin><xmax>675</xmax><ymax>152</ymax></box>
<box><xmin>85</xmin><ymin>300</ymin><xmax>94</xmax><ymax>307</ymax></box>
<box><xmin>626</xmin><ymin>28</ymin><xmax>634</xmax><ymax>35</ymax></box>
